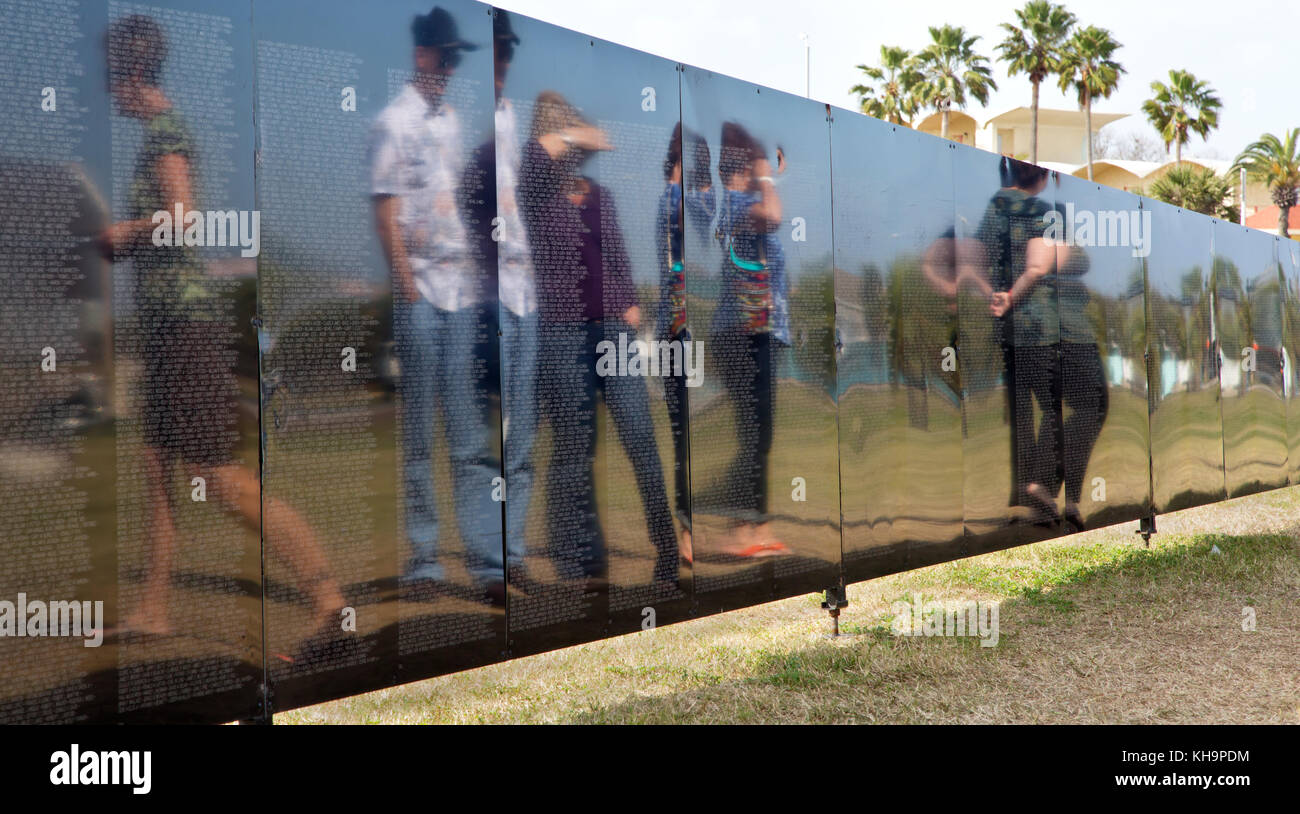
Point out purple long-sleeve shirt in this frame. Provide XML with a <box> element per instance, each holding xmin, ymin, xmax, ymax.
<box><xmin>518</xmin><ymin>137</ymin><xmax>636</xmax><ymax>323</ymax></box>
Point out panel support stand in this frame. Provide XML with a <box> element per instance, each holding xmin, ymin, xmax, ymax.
<box><xmin>1137</xmin><ymin>514</ymin><xmax>1157</xmax><ymax>548</ymax></box>
<box><xmin>821</xmin><ymin>583</ymin><xmax>849</xmax><ymax>637</ymax></box>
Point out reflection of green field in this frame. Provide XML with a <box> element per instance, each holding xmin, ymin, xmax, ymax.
<box><xmin>838</xmin><ymin>385</ymin><xmax>962</xmax><ymax>551</ymax></box>
<box><xmin>265</xmin><ymin>375</ymin><xmax>843</xmax><ymax>622</ymax></box>
<box><xmin>1220</xmin><ymin>386</ymin><xmax>1288</xmax><ymax>495</ymax></box>
<box><xmin>1151</xmin><ymin>388</ymin><xmax>1224</xmax><ymax>510</ymax></box>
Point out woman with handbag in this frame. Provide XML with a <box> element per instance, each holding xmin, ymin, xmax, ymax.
<box><xmin>708</xmin><ymin>122</ymin><xmax>791</xmax><ymax>557</ymax></box>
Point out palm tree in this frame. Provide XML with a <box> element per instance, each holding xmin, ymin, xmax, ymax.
<box><xmin>1232</xmin><ymin>128</ymin><xmax>1300</xmax><ymax>237</ymax></box>
<box><xmin>914</xmin><ymin>24</ymin><xmax>998</xmax><ymax>141</ymax></box>
<box><xmin>996</xmin><ymin>1</ymin><xmax>1076</xmax><ymax>164</ymax></box>
<box><xmin>1141</xmin><ymin>69</ymin><xmax>1222</xmax><ymax>165</ymax></box>
<box><xmin>850</xmin><ymin>45</ymin><xmax>922</xmax><ymax>126</ymax></box>
<box><xmin>1058</xmin><ymin>25</ymin><xmax>1124</xmax><ymax>181</ymax></box>
<box><xmin>1147</xmin><ymin>165</ymin><xmax>1238</xmax><ymax>221</ymax></box>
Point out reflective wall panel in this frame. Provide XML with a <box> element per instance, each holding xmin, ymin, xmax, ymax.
<box><xmin>255</xmin><ymin>0</ymin><xmax>505</xmax><ymax>708</ymax></box>
<box><xmin>1212</xmin><ymin>220</ymin><xmax>1288</xmax><ymax>495</ymax></box>
<box><xmin>830</xmin><ymin>113</ymin><xmax>963</xmax><ymax>581</ymax></box>
<box><xmin>1051</xmin><ymin>175</ymin><xmax>1151</xmax><ymax>527</ymax></box>
<box><xmin>1280</xmin><ymin>238</ymin><xmax>1300</xmax><ymax>483</ymax></box>
<box><xmin>1146</xmin><ymin>200</ymin><xmax>1224</xmax><ymax>512</ymax></box>
<box><xmin>8</xmin><ymin>0</ymin><xmax>1300</xmax><ymax>724</ymax></box>
<box><xmin>954</xmin><ymin>146</ymin><xmax>1064</xmax><ymax>552</ymax></box>
<box><xmin>494</xmin><ymin>12</ymin><xmax>692</xmax><ymax>656</ymax></box>
<box><xmin>681</xmin><ymin>69</ymin><xmax>840</xmax><ymax>609</ymax></box>
<box><xmin>1</xmin><ymin>0</ymin><xmax>262</xmax><ymax>722</ymax></box>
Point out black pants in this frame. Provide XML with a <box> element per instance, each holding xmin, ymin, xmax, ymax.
<box><xmin>662</xmin><ymin>333</ymin><xmax>692</xmax><ymax>530</ymax></box>
<box><xmin>537</xmin><ymin>320</ymin><xmax>677</xmax><ymax>582</ymax></box>
<box><xmin>713</xmin><ymin>330</ymin><xmax>777</xmax><ymax>521</ymax></box>
<box><xmin>1058</xmin><ymin>342</ymin><xmax>1109</xmax><ymax>504</ymax></box>
<box><xmin>1003</xmin><ymin>342</ymin><xmax>1108</xmax><ymax>506</ymax></box>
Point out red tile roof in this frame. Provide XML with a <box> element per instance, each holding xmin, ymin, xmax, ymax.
<box><xmin>1245</xmin><ymin>204</ymin><xmax>1299</xmax><ymax>232</ymax></box>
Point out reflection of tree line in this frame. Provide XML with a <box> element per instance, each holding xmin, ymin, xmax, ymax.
<box><xmin>843</xmin><ymin>253</ymin><xmax>1145</xmax><ymax>396</ymax></box>
<box><xmin>1146</xmin><ymin>258</ymin><xmax>1285</xmax><ymax>398</ymax></box>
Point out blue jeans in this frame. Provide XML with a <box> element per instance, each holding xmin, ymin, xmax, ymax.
<box><xmin>395</xmin><ymin>299</ymin><xmax>502</xmax><ymax>584</ymax></box>
<box><xmin>499</xmin><ymin>308</ymin><xmax>538</xmax><ymax>570</ymax></box>
<box><xmin>536</xmin><ymin>320</ymin><xmax>676</xmax><ymax>582</ymax></box>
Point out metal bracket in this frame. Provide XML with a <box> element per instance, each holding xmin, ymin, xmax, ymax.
<box><xmin>1137</xmin><ymin>514</ymin><xmax>1157</xmax><ymax>548</ymax></box>
<box><xmin>821</xmin><ymin>583</ymin><xmax>849</xmax><ymax>637</ymax></box>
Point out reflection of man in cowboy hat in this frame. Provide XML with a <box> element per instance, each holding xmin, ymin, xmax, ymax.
<box><xmin>370</xmin><ymin>8</ymin><xmax>505</xmax><ymax>603</ymax></box>
<box><xmin>409</xmin><ymin>6</ymin><xmax>479</xmax><ymax>116</ymax></box>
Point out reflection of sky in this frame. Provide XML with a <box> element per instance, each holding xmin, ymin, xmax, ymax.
<box><xmin>13</xmin><ymin>0</ymin><xmax>1260</xmax><ymax>315</ymax></box>
<box><xmin>1144</xmin><ymin>199</ymin><xmax>1211</xmax><ymax>294</ymax></box>
<box><xmin>829</xmin><ymin>112</ymin><xmax>953</xmax><ymax>274</ymax></box>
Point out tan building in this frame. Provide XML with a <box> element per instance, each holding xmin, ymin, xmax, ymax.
<box><xmin>909</xmin><ymin>104</ymin><xmax>1278</xmax><ymax>232</ymax></box>
<box><xmin>915</xmin><ymin>110</ymin><xmax>978</xmax><ymax>145</ymax></box>
<box><xmin>976</xmin><ymin>106</ymin><xmax>1128</xmax><ymax>165</ymax></box>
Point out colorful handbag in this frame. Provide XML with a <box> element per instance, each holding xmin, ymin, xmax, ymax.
<box><xmin>720</xmin><ymin>193</ymin><xmax>772</xmax><ymax>334</ymax></box>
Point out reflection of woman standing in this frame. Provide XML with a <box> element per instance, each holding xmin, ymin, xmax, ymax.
<box><xmin>978</xmin><ymin>157</ymin><xmax>1058</xmax><ymax>523</ymax></box>
<box><xmin>710</xmin><ymin>122</ymin><xmax>790</xmax><ymax>556</ymax></box>
<box><xmin>102</xmin><ymin>15</ymin><xmax>342</xmax><ymax>635</ymax></box>
<box><xmin>655</xmin><ymin>124</ymin><xmax>714</xmax><ymax>564</ymax></box>
<box><xmin>1052</xmin><ymin>236</ymin><xmax>1107</xmax><ymax>530</ymax></box>
<box><xmin>981</xmin><ymin>157</ymin><xmax>1104</xmax><ymax>528</ymax></box>
<box><xmin>519</xmin><ymin>91</ymin><xmax>677</xmax><ymax>587</ymax></box>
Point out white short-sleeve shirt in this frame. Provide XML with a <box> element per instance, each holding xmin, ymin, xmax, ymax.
<box><xmin>495</xmin><ymin>98</ymin><xmax>536</xmax><ymax>317</ymax></box>
<box><xmin>370</xmin><ymin>83</ymin><xmax>479</xmax><ymax>310</ymax></box>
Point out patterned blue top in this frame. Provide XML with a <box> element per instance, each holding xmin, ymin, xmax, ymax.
<box><xmin>654</xmin><ymin>182</ymin><xmax>716</xmax><ymax>340</ymax></box>
<box><xmin>712</xmin><ymin>187</ymin><xmax>790</xmax><ymax>345</ymax></box>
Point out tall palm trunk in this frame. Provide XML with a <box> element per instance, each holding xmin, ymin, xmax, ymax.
<box><xmin>1030</xmin><ymin>79</ymin><xmax>1040</xmax><ymax>164</ymax></box>
<box><xmin>1084</xmin><ymin>87</ymin><xmax>1094</xmax><ymax>181</ymax></box>
<box><xmin>941</xmin><ymin>106</ymin><xmax>950</xmax><ymax>140</ymax></box>
<box><xmin>1280</xmin><ymin>205</ymin><xmax>1291</xmax><ymax>238</ymax></box>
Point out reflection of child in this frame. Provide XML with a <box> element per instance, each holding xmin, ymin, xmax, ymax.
<box><xmin>104</xmin><ymin>13</ymin><xmax>342</xmax><ymax>638</ymax></box>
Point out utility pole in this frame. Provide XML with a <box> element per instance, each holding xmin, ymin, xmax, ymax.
<box><xmin>1239</xmin><ymin>166</ymin><xmax>1247</xmax><ymax>225</ymax></box>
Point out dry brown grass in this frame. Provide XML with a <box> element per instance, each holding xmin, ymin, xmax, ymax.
<box><xmin>280</xmin><ymin>487</ymin><xmax>1300</xmax><ymax>724</ymax></box>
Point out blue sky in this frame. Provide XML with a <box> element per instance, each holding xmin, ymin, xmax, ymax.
<box><xmin>492</xmin><ymin>0</ymin><xmax>1296</xmax><ymax>159</ymax></box>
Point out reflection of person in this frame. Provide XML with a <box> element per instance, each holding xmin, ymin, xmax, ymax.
<box><xmin>1050</xmin><ymin>226</ymin><xmax>1107</xmax><ymax>530</ymax></box>
<box><xmin>655</xmin><ymin>123</ymin><xmax>714</xmax><ymax>564</ymax></box>
<box><xmin>462</xmin><ymin>10</ymin><xmax>536</xmax><ymax>585</ymax></box>
<box><xmin>518</xmin><ymin>91</ymin><xmax>677</xmax><ymax>587</ymax></box>
<box><xmin>976</xmin><ymin>156</ymin><xmax>1104</xmax><ymax>528</ymax></box>
<box><xmin>103</xmin><ymin>14</ymin><xmax>342</xmax><ymax>634</ymax></box>
<box><xmin>370</xmin><ymin>6</ymin><xmax>504</xmax><ymax>602</ymax></box>
<box><xmin>709</xmin><ymin>122</ymin><xmax>790</xmax><ymax>556</ymax></box>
